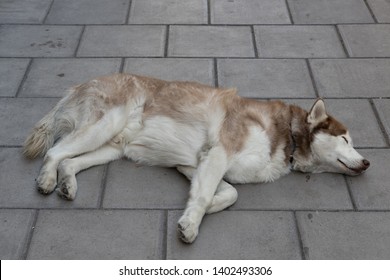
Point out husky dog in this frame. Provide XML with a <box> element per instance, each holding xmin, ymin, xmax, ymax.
<box><xmin>24</xmin><ymin>74</ymin><xmax>370</xmax><ymax>243</ymax></box>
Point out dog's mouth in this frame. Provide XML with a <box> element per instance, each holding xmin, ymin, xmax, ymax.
<box><xmin>337</xmin><ymin>159</ymin><xmax>365</xmax><ymax>175</ymax></box>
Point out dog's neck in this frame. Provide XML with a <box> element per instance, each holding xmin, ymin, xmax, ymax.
<box><xmin>288</xmin><ymin>105</ymin><xmax>312</xmax><ymax>169</ymax></box>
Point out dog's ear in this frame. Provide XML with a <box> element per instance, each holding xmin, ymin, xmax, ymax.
<box><xmin>307</xmin><ymin>99</ymin><xmax>327</xmax><ymax>129</ymax></box>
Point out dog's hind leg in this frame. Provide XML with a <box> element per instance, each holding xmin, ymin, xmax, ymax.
<box><xmin>177</xmin><ymin>166</ymin><xmax>238</xmax><ymax>214</ymax></box>
<box><xmin>36</xmin><ymin>108</ymin><xmax>127</xmax><ymax>195</ymax></box>
<box><xmin>176</xmin><ymin>145</ymin><xmax>228</xmax><ymax>243</ymax></box>
<box><xmin>57</xmin><ymin>143</ymin><xmax>124</xmax><ymax>200</ymax></box>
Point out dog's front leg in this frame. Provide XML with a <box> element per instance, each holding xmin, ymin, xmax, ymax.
<box><xmin>178</xmin><ymin>145</ymin><xmax>228</xmax><ymax>243</ymax></box>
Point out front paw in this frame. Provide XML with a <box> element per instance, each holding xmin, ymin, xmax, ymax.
<box><xmin>56</xmin><ymin>175</ymin><xmax>77</xmax><ymax>200</ymax></box>
<box><xmin>36</xmin><ymin>172</ymin><xmax>57</xmax><ymax>195</ymax></box>
<box><xmin>177</xmin><ymin>217</ymin><xmax>199</xmax><ymax>244</ymax></box>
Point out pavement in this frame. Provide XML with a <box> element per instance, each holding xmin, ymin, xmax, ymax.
<box><xmin>0</xmin><ymin>0</ymin><xmax>390</xmax><ymax>260</ymax></box>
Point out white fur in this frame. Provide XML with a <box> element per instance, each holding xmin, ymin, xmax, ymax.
<box><xmin>225</xmin><ymin>126</ymin><xmax>290</xmax><ymax>183</ymax></box>
<box><xmin>309</xmin><ymin>132</ymin><xmax>365</xmax><ymax>175</ymax></box>
<box><xmin>125</xmin><ymin>116</ymin><xmax>206</xmax><ymax>167</ymax></box>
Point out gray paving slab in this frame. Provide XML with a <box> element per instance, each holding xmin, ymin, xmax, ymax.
<box><xmin>123</xmin><ymin>58</ymin><xmax>214</xmax><ymax>85</ymax></box>
<box><xmin>0</xmin><ymin>0</ymin><xmax>52</xmax><ymax>24</ymax></box>
<box><xmin>168</xmin><ymin>26</ymin><xmax>254</xmax><ymax>57</ymax></box>
<box><xmin>167</xmin><ymin>211</ymin><xmax>301</xmax><ymax>259</ymax></box>
<box><xmin>210</xmin><ymin>0</ymin><xmax>290</xmax><ymax>24</ymax></box>
<box><xmin>0</xmin><ymin>148</ymin><xmax>105</xmax><ymax>208</ymax></box>
<box><xmin>103</xmin><ymin>160</ymin><xmax>188</xmax><ymax>209</ymax></box>
<box><xmin>28</xmin><ymin>210</ymin><xmax>164</xmax><ymax>259</ymax></box>
<box><xmin>286</xmin><ymin>99</ymin><xmax>387</xmax><ymax>148</ymax></box>
<box><xmin>373</xmin><ymin>99</ymin><xmax>390</xmax><ymax>140</ymax></box>
<box><xmin>45</xmin><ymin>0</ymin><xmax>130</xmax><ymax>24</ymax></box>
<box><xmin>347</xmin><ymin>149</ymin><xmax>390</xmax><ymax>210</ymax></box>
<box><xmin>231</xmin><ymin>173</ymin><xmax>352</xmax><ymax>210</ymax></box>
<box><xmin>129</xmin><ymin>0</ymin><xmax>207</xmax><ymax>24</ymax></box>
<box><xmin>0</xmin><ymin>25</ymin><xmax>82</xmax><ymax>57</ymax></box>
<box><xmin>1</xmin><ymin>0</ymin><xmax>388</xmax><ymax>261</ymax></box>
<box><xmin>77</xmin><ymin>25</ymin><xmax>166</xmax><ymax>57</ymax></box>
<box><xmin>254</xmin><ymin>26</ymin><xmax>346</xmax><ymax>58</ymax></box>
<box><xmin>310</xmin><ymin>59</ymin><xmax>390</xmax><ymax>98</ymax></box>
<box><xmin>0</xmin><ymin>209</ymin><xmax>35</xmax><ymax>259</ymax></box>
<box><xmin>287</xmin><ymin>0</ymin><xmax>374</xmax><ymax>24</ymax></box>
<box><xmin>297</xmin><ymin>211</ymin><xmax>390</xmax><ymax>259</ymax></box>
<box><xmin>19</xmin><ymin>58</ymin><xmax>121</xmax><ymax>98</ymax></box>
<box><xmin>339</xmin><ymin>24</ymin><xmax>390</xmax><ymax>57</ymax></box>
<box><xmin>0</xmin><ymin>98</ymin><xmax>59</xmax><ymax>146</ymax></box>
<box><xmin>0</xmin><ymin>58</ymin><xmax>29</xmax><ymax>97</ymax></box>
<box><xmin>217</xmin><ymin>59</ymin><xmax>315</xmax><ymax>98</ymax></box>
<box><xmin>367</xmin><ymin>0</ymin><xmax>390</xmax><ymax>22</ymax></box>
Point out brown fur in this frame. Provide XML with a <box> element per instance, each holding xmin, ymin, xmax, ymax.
<box><xmin>312</xmin><ymin>116</ymin><xmax>347</xmax><ymax>137</ymax></box>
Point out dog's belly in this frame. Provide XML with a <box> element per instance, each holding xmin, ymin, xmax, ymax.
<box><xmin>123</xmin><ymin>116</ymin><xmax>207</xmax><ymax>167</ymax></box>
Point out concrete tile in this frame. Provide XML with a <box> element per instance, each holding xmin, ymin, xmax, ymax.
<box><xmin>103</xmin><ymin>160</ymin><xmax>188</xmax><ymax>209</ymax></box>
<box><xmin>19</xmin><ymin>58</ymin><xmax>121</xmax><ymax>98</ymax></box>
<box><xmin>0</xmin><ymin>25</ymin><xmax>82</xmax><ymax>57</ymax></box>
<box><xmin>347</xmin><ymin>149</ymin><xmax>390</xmax><ymax>210</ymax></box>
<box><xmin>0</xmin><ymin>59</ymin><xmax>29</xmax><ymax>97</ymax></box>
<box><xmin>168</xmin><ymin>26</ymin><xmax>254</xmax><ymax>57</ymax></box>
<box><xmin>339</xmin><ymin>24</ymin><xmax>390</xmax><ymax>57</ymax></box>
<box><xmin>0</xmin><ymin>209</ymin><xmax>35</xmax><ymax>259</ymax></box>
<box><xmin>255</xmin><ymin>26</ymin><xmax>345</xmax><ymax>58</ymax></box>
<box><xmin>210</xmin><ymin>0</ymin><xmax>290</xmax><ymax>24</ymax></box>
<box><xmin>217</xmin><ymin>59</ymin><xmax>315</xmax><ymax>98</ymax></box>
<box><xmin>0</xmin><ymin>148</ymin><xmax>105</xmax><ymax>208</ymax></box>
<box><xmin>167</xmin><ymin>211</ymin><xmax>301</xmax><ymax>259</ymax></box>
<box><xmin>373</xmin><ymin>99</ymin><xmax>390</xmax><ymax>140</ymax></box>
<box><xmin>367</xmin><ymin>0</ymin><xmax>390</xmax><ymax>22</ymax></box>
<box><xmin>78</xmin><ymin>26</ymin><xmax>166</xmax><ymax>57</ymax></box>
<box><xmin>124</xmin><ymin>58</ymin><xmax>214</xmax><ymax>85</ymax></box>
<box><xmin>0</xmin><ymin>0</ymin><xmax>52</xmax><ymax>24</ymax></box>
<box><xmin>287</xmin><ymin>99</ymin><xmax>387</xmax><ymax>148</ymax></box>
<box><xmin>28</xmin><ymin>210</ymin><xmax>164</xmax><ymax>259</ymax></box>
<box><xmin>297</xmin><ymin>211</ymin><xmax>390</xmax><ymax>259</ymax></box>
<box><xmin>232</xmin><ymin>173</ymin><xmax>352</xmax><ymax>210</ymax></box>
<box><xmin>129</xmin><ymin>0</ymin><xmax>207</xmax><ymax>24</ymax></box>
<box><xmin>310</xmin><ymin>59</ymin><xmax>390</xmax><ymax>98</ymax></box>
<box><xmin>0</xmin><ymin>98</ymin><xmax>59</xmax><ymax>146</ymax></box>
<box><xmin>287</xmin><ymin>0</ymin><xmax>374</xmax><ymax>24</ymax></box>
<box><xmin>46</xmin><ymin>0</ymin><xmax>130</xmax><ymax>24</ymax></box>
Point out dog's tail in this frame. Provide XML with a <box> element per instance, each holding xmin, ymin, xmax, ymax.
<box><xmin>24</xmin><ymin>95</ymin><xmax>75</xmax><ymax>159</ymax></box>
<box><xmin>23</xmin><ymin>105</ymin><xmax>60</xmax><ymax>159</ymax></box>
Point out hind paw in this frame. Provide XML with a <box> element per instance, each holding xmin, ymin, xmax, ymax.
<box><xmin>56</xmin><ymin>175</ymin><xmax>77</xmax><ymax>200</ymax></box>
<box><xmin>36</xmin><ymin>173</ymin><xmax>57</xmax><ymax>195</ymax></box>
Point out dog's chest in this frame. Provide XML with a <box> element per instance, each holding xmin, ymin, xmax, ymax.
<box><xmin>224</xmin><ymin>127</ymin><xmax>290</xmax><ymax>183</ymax></box>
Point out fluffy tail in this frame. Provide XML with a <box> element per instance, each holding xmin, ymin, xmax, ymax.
<box><xmin>23</xmin><ymin>107</ymin><xmax>58</xmax><ymax>159</ymax></box>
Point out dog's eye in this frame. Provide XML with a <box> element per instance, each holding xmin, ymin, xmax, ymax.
<box><xmin>342</xmin><ymin>136</ymin><xmax>348</xmax><ymax>144</ymax></box>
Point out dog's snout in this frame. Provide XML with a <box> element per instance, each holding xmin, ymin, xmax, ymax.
<box><xmin>362</xmin><ymin>159</ymin><xmax>370</xmax><ymax>169</ymax></box>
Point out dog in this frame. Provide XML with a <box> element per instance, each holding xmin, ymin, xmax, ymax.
<box><xmin>23</xmin><ymin>73</ymin><xmax>370</xmax><ymax>243</ymax></box>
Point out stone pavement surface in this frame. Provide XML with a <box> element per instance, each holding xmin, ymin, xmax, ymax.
<box><xmin>0</xmin><ymin>0</ymin><xmax>390</xmax><ymax>260</ymax></box>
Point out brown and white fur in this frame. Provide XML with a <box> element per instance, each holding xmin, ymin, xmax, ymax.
<box><xmin>23</xmin><ymin>73</ymin><xmax>370</xmax><ymax>243</ymax></box>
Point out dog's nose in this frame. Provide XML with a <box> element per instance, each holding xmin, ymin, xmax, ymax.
<box><xmin>362</xmin><ymin>159</ymin><xmax>370</xmax><ymax>169</ymax></box>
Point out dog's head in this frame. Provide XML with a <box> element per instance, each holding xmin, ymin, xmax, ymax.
<box><xmin>292</xmin><ymin>99</ymin><xmax>370</xmax><ymax>176</ymax></box>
